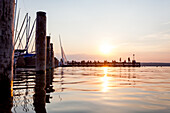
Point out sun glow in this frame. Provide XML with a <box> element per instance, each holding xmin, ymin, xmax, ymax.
<box><xmin>100</xmin><ymin>44</ymin><xmax>113</xmax><ymax>54</ymax></box>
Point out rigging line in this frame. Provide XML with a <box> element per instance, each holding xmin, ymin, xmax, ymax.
<box><xmin>31</xmin><ymin>41</ymin><xmax>35</xmax><ymax>52</ymax></box>
<box><xmin>59</xmin><ymin>35</ymin><xmax>62</xmax><ymax>48</ymax></box>
<box><xmin>14</xmin><ymin>0</ymin><xmax>18</xmax><ymax>29</ymax></box>
<box><xmin>19</xmin><ymin>14</ymin><xmax>28</xmax><ymax>49</ymax></box>
<box><xmin>59</xmin><ymin>35</ymin><xmax>68</xmax><ymax>65</ymax></box>
<box><xmin>17</xmin><ymin>24</ymin><xmax>27</xmax><ymax>49</ymax></box>
<box><xmin>59</xmin><ymin>35</ymin><xmax>63</xmax><ymax>59</ymax></box>
<box><xmin>59</xmin><ymin>34</ymin><xmax>63</xmax><ymax>59</ymax></box>
<box><xmin>63</xmin><ymin>50</ymin><xmax>67</xmax><ymax>62</ymax></box>
<box><xmin>62</xmin><ymin>47</ymin><xmax>67</xmax><ymax>62</ymax></box>
<box><xmin>19</xmin><ymin>36</ymin><xmax>24</xmax><ymax>49</ymax></box>
<box><xmin>25</xmin><ymin>14</ymin><xmax>28</xmax><ymax>49</ymax></box>
<box><xmin>61</xmin><ymin>47</ymin><xmax>64</xmax><ymax>59</ymax></box>
<box><xmin>14</xmin><ymin>8</ymin><xmax>20</xmax><ymax>42</ymax></box>
<box><xmin>25</xmin><ymin>18</ymin><xmax>36</xmax><ymax>50</ymax></box>
<box><xmin>27</xmin><ymin>31</ymin><xmax>35</xmax><ymax>51</ymax></box>
<box><xmin>14</xmin><ymin>13</ymin><xmax>28</xmax><ymax>46</ymax></box>
<box><xmin>27</xmin><ymin>16</ymin><xmax>31</xmax><ymax>46</ymax></box>
<box><xmin>17</xmin><ymin>35</ymin><xmax>24</xmax><ymax>49</ymax></box>
<box><xmin>26</xmin><ymin>16</ymin><xmax>31</xmax><ymax>53</ymax></box>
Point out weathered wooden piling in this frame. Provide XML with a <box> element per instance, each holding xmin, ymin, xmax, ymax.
<box><xmin>0</xmin><ymin>0</ymin><xmax>15</xmax><ymax>112</ymax></box>
<box><xmin>50</xmin><ymin>43</ymin><xmax>54</xmax><ymax>68</ymax></box>
<box><xmin>36</xmin><ymin>11</ymin><xmax>46</xmax><ymax>72</ymax></box>
<box><xmin>46</xmin><ymin>36</ymin><xmax>51</xmax><ymax>69</ymax></box>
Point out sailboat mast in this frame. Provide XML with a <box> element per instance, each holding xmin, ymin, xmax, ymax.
<box><xmin>59</xmin><ymin>35</ymin><xmax>68</xmax><ymax>65</ymax></box>
<box><xmin>14</xmin><ymin>0</ymin><xmax>18</xmax><ymax>29</ymax></box>
<box><xmin>14</xmin><ymin>8</ymin><xmax>20</xmax><ymax>42</ymax></box>
<box><xmin>25</xmin><ymin>16</ymin><xmax>31</xmax><ymax>53</ymax></box>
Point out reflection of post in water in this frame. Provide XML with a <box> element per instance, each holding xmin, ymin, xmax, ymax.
<box><xmin>59</xmin><ymin>67</ymin><xmax>64</xmax><ymax>92</ymax></box>
<box><xmin>119</xmin><ymin>67</ymin><xmax>122</xmax><ymax>77</ymax></box>
<box><xmin>61</xmin><ymin>67</ymin><xmax>64</xmax><ymax>78</ymax></box>
<box><xmin>46</xmin><ymin>69</ymin><xmax>55</xmax><ymax>103</ymax></box>
<box><xmin>0</xmin><ymin>80</ymin><xmax>13</xmax><ymax>113</ymax></box>
<box><xmin>54</xmin><ymin>67</ymin><xmax>64</xmax><ymax>101</ymax></box>
<box><xmin>33</xmin><ymin>72</ymin><xmax>47</xmax><ymax>113</ymax></box>
<box><xmin>23</xmin><ymin>72</ymin><xmax>29</xmax><ymax>112</ymax></box>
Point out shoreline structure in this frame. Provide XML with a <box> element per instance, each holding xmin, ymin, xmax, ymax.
<box><xmin>63</xmin><ymin>60</ymin><xmax>140</xmax><ymax>67</ymax></box>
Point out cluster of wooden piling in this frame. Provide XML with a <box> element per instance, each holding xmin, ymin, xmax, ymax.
<box><xmin>0</xmin><ymin>1</ymin><xmax>58</xmax><ymax>112</ymax></box>
<box><xmin>36</xmin><ymin>11</ymin><xmax>58</xmax><ymax>72</ymax></box>
<box><xmin>15</xmin><ymin>12</ymin><xmax>58</xmax><ymax>69</ymax></box>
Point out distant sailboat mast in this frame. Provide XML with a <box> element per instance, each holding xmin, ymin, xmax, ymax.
<box><xmin>59</xmin><ymin>35</ymin><xmax>67</xmax><ymax>65</ymax></box>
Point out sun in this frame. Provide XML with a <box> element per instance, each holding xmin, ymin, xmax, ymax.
<box><xmin>100</xmin><ymin>44</ymin><xmax>113</xmax><ymax>54</ymax></box>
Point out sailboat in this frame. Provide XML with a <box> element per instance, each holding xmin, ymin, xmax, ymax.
<box><xmin>14</xmin><ymin>7</ymin><xmax>36</xmax><ymax>67</ymax></box>
<box><xmin>59</xmin><ymin>35</ymin><xmax>68</xmax><ymax>66</ymax></box>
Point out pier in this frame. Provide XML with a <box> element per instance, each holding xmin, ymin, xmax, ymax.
<box><xmin>64</xmin><ymin>60</ymin><xmax>141</xmax><ymax>67</ymax></box>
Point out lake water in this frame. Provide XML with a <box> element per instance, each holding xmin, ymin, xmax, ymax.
<box><xmin>11</xmin><ymin>67</ymin><xmax>170</xmax><ymax>113</ymax></box>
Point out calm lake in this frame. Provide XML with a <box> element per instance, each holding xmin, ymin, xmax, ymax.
<box><xmin>12</xmin><ymin>67</ymin><xmax>170</xmax><ymax>113</ymax></box>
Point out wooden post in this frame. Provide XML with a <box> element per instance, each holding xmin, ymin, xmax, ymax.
<box><xmin>46</xmin><ymin>36</ymin><xmax>50</xmax><ymax>70</ymax></box>
<box><xmin>0</xmin><ymin>0</ymin><xmax>15</xmax><ymax>112</ymax></box>
<box><xmin>50</xmin><ymin>43</ymin><xmax>54</xmax><ymax>68</ymax></box>
<box><xmin>36</xmin><ymin>11</ymin><xmax>46</xmax><ymax>72</ymax></box>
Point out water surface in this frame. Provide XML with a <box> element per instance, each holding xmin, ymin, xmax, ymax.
<box><xmin>12</xmin><ymin>67</ymin><xmax>170</xmax><ymax>113</ymax></box>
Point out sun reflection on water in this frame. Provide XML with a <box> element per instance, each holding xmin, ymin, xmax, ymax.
<box><xmin>100</xmin><ymin>67</ymin><xmax>109</xmax><ymax>92</ymax></box>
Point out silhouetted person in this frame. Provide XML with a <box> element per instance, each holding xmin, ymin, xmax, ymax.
<box><xmin>128</xmin><ymin>57</ymin><xmax>131</xmax><ymax>62</ymax></box>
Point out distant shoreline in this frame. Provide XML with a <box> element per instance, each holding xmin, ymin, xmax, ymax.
<box><xmin>141</xmin><ymin>63</ymin><xmax>170</xmax><ymax>66</ymax></box>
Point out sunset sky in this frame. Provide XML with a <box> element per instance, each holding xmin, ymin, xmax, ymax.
<box><xmin>17</xmin><ymin>0</ymin><xmax>170</xmax><ymax>62</ymax></box>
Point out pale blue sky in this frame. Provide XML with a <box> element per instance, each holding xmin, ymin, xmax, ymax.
<box><xmin>17</xmin><ymin>0</ymin><xmax>170</xmax><ymax>62</ymax></box>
